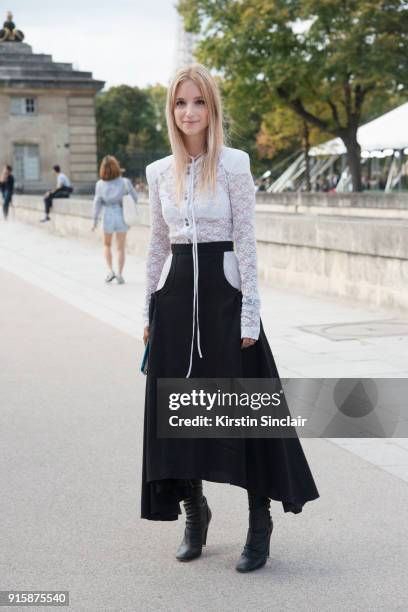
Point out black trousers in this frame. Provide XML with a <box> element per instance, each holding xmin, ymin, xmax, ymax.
<box><xmin>141</xmin><ymin>241</ymin><xmax>319</xmax><ymax>521</ymax></box>
<box><xmin>2</xmin><ymin>190</ymin><xmax>12</xmax><ymax>219</ymax></box>
<box><xmin>44</xmin><ymin>186</ymin><xmax>71</xmax><ymax>216</ymax></box>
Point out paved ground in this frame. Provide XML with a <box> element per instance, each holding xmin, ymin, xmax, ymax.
<box><xmin>1</xmin><ymin>219</ymin><xmax>408</xmax><ymax>611</ymax></box>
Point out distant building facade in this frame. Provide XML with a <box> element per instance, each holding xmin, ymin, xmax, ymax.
<box><xmin>0</xmin><ymin>13</ymin><xmax>104</xmax><ymax>193</ymax></box>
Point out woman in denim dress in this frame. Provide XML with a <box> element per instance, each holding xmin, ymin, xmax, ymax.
<box><xmin>92</xmin><ymin>156</ymin><xmax>138</xmax><ymax>284</ymax></box>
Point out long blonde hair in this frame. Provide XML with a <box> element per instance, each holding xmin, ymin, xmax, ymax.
<box><xmin>165</xmin><ymin>63</ymin><xmax>226</xmax><ymax>206</ymax></box>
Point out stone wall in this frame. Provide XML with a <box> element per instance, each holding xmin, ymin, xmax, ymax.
<box><xmin>10</xmin><ymin>193</ymin><xmax>408</xmax><ymax>312</ymax></box>
<box><xmin>256</xmin><ymin>191</ymin><xmax>408</xmax><ymax>218</ymax></box>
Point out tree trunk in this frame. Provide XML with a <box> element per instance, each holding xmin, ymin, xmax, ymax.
<box><xmin>303</xmin><ymin>120</ymin><xmax>311</xmax><ymax>192</ymax></box>
<box><xmin>341</xmin><ymin>132</ymin><xmax>362</xmax><ymax>192</ymax></box>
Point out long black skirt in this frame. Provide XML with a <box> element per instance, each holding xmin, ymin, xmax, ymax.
<box><xmin>141</xmin><ymin>241</ymin><xmax>319</xmax><ymax>520</ymax></box>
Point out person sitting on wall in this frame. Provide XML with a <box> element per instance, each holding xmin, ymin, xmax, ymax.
<box><xmin>40</xmin><ymin>165</ymin><xmax>73</xmax><ymax>223</ymax></box>
<box><xmin>0</xmin><ymin>165</ymin><xmax>15</xmax><ymax>220</ymax></box>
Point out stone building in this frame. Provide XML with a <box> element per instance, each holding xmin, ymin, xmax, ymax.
<box><xmin>0</xmin><ymin>12</ymin><xmax>104</xmax><ymax>193</ymax></box>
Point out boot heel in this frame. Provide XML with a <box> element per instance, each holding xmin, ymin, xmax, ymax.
<box><xmin>202</xmin><ymin>525</ymin><xmax>208</xmax><ymax>545</ymax></box>
<box><xmin>202</xmin><ymin>504</ymin><xmax>212</xmax><ymax>545</ymax></box>
<box><xmin>266</xmin><ymin>523</ymin><xmax>273</xmax><ymax>556</ymax></box>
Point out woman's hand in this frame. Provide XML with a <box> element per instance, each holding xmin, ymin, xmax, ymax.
<box><xmin>143</xmin><ymin>326</ymin><xmax>150</xmax><ymax>346</ymax></box>
<box><xmin>241</xmin><ymin>337</ymin><xmax>257</xmax><ymax>349</ymax></box>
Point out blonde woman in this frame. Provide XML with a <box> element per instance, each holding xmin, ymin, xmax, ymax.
<box><xmin>141</xmin><ymin>64</ymin><xmax>319</xmax><ymax>572</ymax></box>
<box><xmin>92</xmin><ymin>156</ymin><xmax>138</xmax><ymax>284</ymax></box>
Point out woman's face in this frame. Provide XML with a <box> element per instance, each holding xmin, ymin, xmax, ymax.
<box><xmin>174</xmin><ymin>79</ymin><xmax>209</xmax><ymax>139</ymax></box>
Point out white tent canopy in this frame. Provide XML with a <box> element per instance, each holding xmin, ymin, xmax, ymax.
<box><xmin>309</xmin><ymin>102</ymin><xmax>408</xmax><ymax>156</ymax></box>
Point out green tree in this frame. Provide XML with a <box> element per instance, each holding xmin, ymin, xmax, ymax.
<box><xmin>95</xmin><ymin>84</ymin><xmax>169</xmax><ymax>178</ymax></box>
<box><xmin>178</xmin><ymin>0</ymin><xmax>408</xmax><ymax>191</ymax></box>
<box><xmin>258</xmin><ymin>105</ymin><xmax>331</xmax><ymax>190</ymax></box>
<box><xmin>145</xmin><ymin>84</ymin><xmax>169</xmax><ymax>139</ymax></box>
<box><xmin>220</xmin><ymin>77</ymin><xmax>265</xmax><ymax>170</ymax></box>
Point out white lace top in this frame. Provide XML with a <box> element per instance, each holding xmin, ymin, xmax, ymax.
<box><xmin>144</xmin><ymin>145</ymin><xmax>261</xmax><ymax>376</ymax></box>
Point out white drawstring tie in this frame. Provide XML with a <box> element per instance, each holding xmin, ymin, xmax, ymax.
<box><xmin>186</xmin><ymin>155</ymin><xmax>203</xmax><ymax>378</ymax></box>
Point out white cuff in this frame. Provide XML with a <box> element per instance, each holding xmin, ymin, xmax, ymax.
<box><xmin>241</xmin><ymin>325</ymin><xmax>260</xmax><ymax>340</ymax></box>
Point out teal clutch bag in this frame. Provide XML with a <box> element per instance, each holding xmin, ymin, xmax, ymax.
<box><xmin>140</xmin><ymin>340</ymin><xmax>149</xmax><ymax>375</ymax></box>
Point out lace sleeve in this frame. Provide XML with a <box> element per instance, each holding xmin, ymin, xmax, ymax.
<box><xmin>143</xmin><ymin>164</ymin><xmax>171</xmax><ymax>327</ymax></box>
<box><xmin>227</xmin><ymin>152</ymin><xmax>261</xmax><ymax>340</ymax></box>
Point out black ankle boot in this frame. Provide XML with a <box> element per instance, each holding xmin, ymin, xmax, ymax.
<box><xmin>176</xmin><ymin>479</ymin><xmax>212</xmax><ymax>561</ymax></box>
<box><xmin>235</xmin><ymin>490</ymin><xmax>273</xmax><ymax>573</ymax></box>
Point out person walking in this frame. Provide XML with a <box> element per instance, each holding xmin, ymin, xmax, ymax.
<box><xmin>0</xmin><ymin>165</ymin><xmax>14</xmax><ymax>220</ymax></box>
<box><xmin>141</xmin><ymin>63</ymin><xmax>319</xmax><ymax>573</ymax></box>
<box><xmin>40</xmin><ymin>165</ymin><xmax>73</xmax><ymax>223</ymax></box>
<box><xmin>91</xmin><ymin>155</ymin><xmax>138</xmax><ymax>284</ymax></box>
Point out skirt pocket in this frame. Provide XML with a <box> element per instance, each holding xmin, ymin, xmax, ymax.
<box><xmin>154</xmin><ymin>253</ymin><xmax>177</xmax><ymax>297</ymax></box>
<box><xmin>220</xmin><ymin>251</ymin><xmax>241</xmax><ymax>294</ymax></box>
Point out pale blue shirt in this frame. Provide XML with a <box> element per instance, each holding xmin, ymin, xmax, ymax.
<box><xmin>92</xmin><ymin>177</ymin><xmax>138</xmax><ymax>225</ymax></box>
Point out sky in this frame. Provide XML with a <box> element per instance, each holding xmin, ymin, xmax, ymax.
<box><xmin>3</xmin><ymin>0</ymin><xmax>180</xmax><ymax>89</ymax></box>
